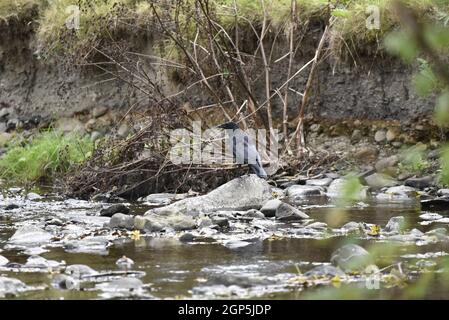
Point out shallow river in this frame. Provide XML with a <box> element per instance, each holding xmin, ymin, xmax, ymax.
<box><xmin>1</xmin><ymin>188</ymin><xmax>449</xmax><ymax>299</ymax></box>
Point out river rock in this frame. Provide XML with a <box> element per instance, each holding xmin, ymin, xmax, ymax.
<box><xmin>304</xmin><ymin>265</ymin><xmax>345</xmax><ymax>278</ymax></box>
<box><xmin>96</xmin><ymin>277</ymin><xmax>143</xmax><ymax>293</ymax></box>
<box><xmin>0</xmin><ymin>276</ymin><xmax>27</xmax><ymax>298</ymax></box>
<box><xmin>25</xmin><ymin>255</ymin><xmax>62</xmax><ymax>270</ymax></box>
<box><xmin>405</xmin><ymin>176</ymin><xmax>434</xmax><ymax>189</ymax></box>
<box><xmin>386</xmin><ymin>128</ymin><xmax>399</xmax><ymax>142</ymax></box>
<box><xmin>100</xmin><ymin>204</ymin><xmax>130</xmax><ymax>217</ymax></box>
<box><xmin>65</xmin><ymin>264</ymin><xmax>98</xmax><ymax>278</ymax></box>
<box><xmin>376</xmin><ymin>185</ymin><xmax>418</xmax><ymax>201</ymax></box>
<box><xmin>4</xmin><ymin>203</ymin><xmax>19</xmax><ymax>210</ymax></box>
<box><xmin>331</xmin><ymin>244</ymin><xmax>372</xmax><ymax>272</ymax></box>
<box><xmin>52</xmin><ymin>274</ymin><xmax>79</xmax><ymax>290</ymax></box>
<box><xmin>109</xmin><ymin>213</ymin><xmax>134</xmax><ymax>230</ymax></box>
<box><xmin>437</xmin><ymin>189</ymin><xmax>449</xmax><ymax>197</ymax></box>
<box><xmin>116</xmin><ymin>256</ymin><xmax>134</xmax><ymax>269</ymax></box>
<box><xmin>135</xmin><ymin>214</ymin><xmax>196</xmax><ymax>232</ymax></box>
<box><xmin>420</xmin><ymin>197</ymin><xmax>449</xmax><ymax>211</ymax></box>
<box><xmin>341</xmin><ymin>221</ymin><xmax>362</xmax><ymax>233</ymax></box>
<box><xmin>364</xmin><ymin>173</ymin><xmax>398</xmax><ymax>189</ymax></box>
<box><xmin>385</xmin><ymin>216</ymin><xmax>406</xmax><ymax>234</ymax></box>
<box><xmin>305</xmin><ymin>178</ymin><xmax>333</xmax><ymax>187</ymax></box>
<box><xmin>286</xmin><ymin>185</ymin><xmax>324</xmax><ymax>198</ymax></box>
<box><xmin>0</xmin><ymin>255</ymin><xmax>8</xmax><ymax>266</ymax></box>
<box><xmin>420</xmin><ymin>213</ymin><xmax>443</xmax><ymax>220</ymax></box>
<box><xmin>148</xmin><ymin>175</ymin><xmax>273</xmax><ymax>216</ymax></box>
<box><xmin>275</xmin><ymin>203</ymin><xmax>309</xmax><ymax>221</ymax></box>
<box><xmin>92</xmin><ymin>106</ymin><xmax>108</xmax><ymax>118</ymax></box>
<box><xmin>55</xmin><ymin>117</ymin><xmax>85</xmax><ymax>134</ymax></box>
<box><xmin>375</xmin><ymin>155</ymin><xmax>399</xmax><ymax>172</ymax></box>
<box><xmin>355</xmin><ymin>146</ymin><xmax>379</xmax><ymax>163</ymax></box>
<box><xmin>9</xmin><ymin>225</ymin><xmax>52</xmax><ymax>246</ymax></box>
<box><xmin>260</xmin><ymin>199</ymin><xmax>283</xmax><ymax>217</ymax></box>
<box><xmin>64</xmin><ymin>236</ymin><xmax>110</xmax><ymax>255</ymax></box>
<box><xmin>327</xmin><ymin>178</ymin><xmax>368</xmax><ymax>200</ymax></box>
<box><xmin>374</xmin><ymin>130</ymin><xmax>386</xmax><ymax>143</ymax></box>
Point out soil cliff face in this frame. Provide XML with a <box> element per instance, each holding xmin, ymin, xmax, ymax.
<box><xmin>0</xmin><ymin>24</ymin><xmax>434</xmax><ymax>124</ymax></box>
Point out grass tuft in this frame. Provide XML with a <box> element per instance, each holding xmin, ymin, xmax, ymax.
<box><xmin>0</xmin><ymin>130</ymin><xmax>93</xmax><ymax>183</ymax></box>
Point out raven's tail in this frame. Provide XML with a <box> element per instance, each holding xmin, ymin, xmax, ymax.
<box><xmin>249</xmin><ymin>164</ymin><xmax>268</xmax><ymax>179</ymax></box>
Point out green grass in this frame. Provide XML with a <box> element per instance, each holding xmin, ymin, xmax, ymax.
<box><xmin>2</xmin><ymin>0</ymin><xmax>449</xmax><ymax>59</ymax></box>
<box><xmin>0</xmin><ymin>130</ymin><xmax>93</xmax><ymax>183</ymax></box>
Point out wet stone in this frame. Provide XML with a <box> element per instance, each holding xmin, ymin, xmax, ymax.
<box><xmin>275</xmin><ymin>203</ymin><xmax>309</xmax><ymax>221</ymax></box>
<box><xmin>405</xmin><ymin>176</ymin><xmax>434</xmax><ymax>189</ymax></box>
<box><xmin>327</xmin><ymin>179</ymin><xmax>368</xmax><ymax>200</ymax></box>
<box><xmin>179</xmin><ymin>233</ymin><xmax>196</xmax><ymax>242</ymax></box>
<box><xmin>420</xmin><ymin>213</ymin><xmax>443</xmax><ymax>221</ymax></box>
<box><xmin>8</xmin><ymin>225</ymin><xmax>52</xmax><ymax>246</ymax></box>
<box><xmin>437</xmin><ymin>189</ymin><xmax>449</xmax><ymax>197</ymax></box>
<box><xmin>96</xmin><ymin>277</ymin><xmax>144</xmax><ymax>294</ymax></box>
<box><xmin>385</xmin><ymin>216</ymin><xmax>406</xmax><ymax>234</ymax></box>
<box><xmin>376</xmin><ymin>185</ymin><xmax>418</xmax><ymax>201</ymax></box>
<box><xmin>65</xmin><ymin>264</ymin><xmax>98</xmax><ymax>279</ymax></box>
<box><xmin>286</xmin><ymin>185</ymin><xmax>324</xmax><ymax>199</ymax></box>
<box><xmin>305</xmin><ymin>178</ymin><xmax>333</xmax><ymax>187</ymax></box>
<box><xmin>0</xmin><ymin>255</ymin><xmax>9</xmax><ymax>266</ymax></box>
<box><xmin>100</xmin><ymin>204</ymin><xmax>130</xmax><ymax>217</ymax></box>
<box><xmin>364</xmin><ymin>173</ymin><xmax>398</xmax><ymax>189</ymax></box>
<box><xmin>52</xmin><ymin>274</ymin><xmax>79</xmax><ymax>290</ymax></box>
<box><xmin>260</xmin><ymin>199</ymin><xmax>283</xmax><ymax>217</ymax></box>
<box><xmin>0</xmin><ymin>276</ymin><xmax>27</xmax><ymax>298</ymax></box>
<box><xmin>331</xmin><ymin>244</ymin><xmax>371</xmax><ymax>273</ymax></box>
<box><xmin>116</xmin><ymin>256</ymin><xmax>134</xmax><ymax>270</ymax></box>
<box><xmin>4</xmin><ymin>203</ymin><xmax>19</xmax><ymax>210</ymax></box>
<box><xmin>109</xmin><ymin>213</ymin><xmax>134</xmax><ymax>230</ymax></box>
<box><xmin>304</xmin><ymin>265</ymin><xmax>345</xmax><ymax>278</ymax></box>
<box><xmin>341</xmin><ymin>222</ymin><xmax>362</xmax><ymax>233</ymax></box>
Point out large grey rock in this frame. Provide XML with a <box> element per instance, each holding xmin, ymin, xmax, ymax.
<box><xmin>148</xmin><ymin>175</ymin><xmax>273</xmax><ymax>216</ymax></box>
<box><xmin>260</xmin><ymin>199</ymin><xmax>283</xmax><ymax>217</ymax></box>
<box><xmin>109</xmin><ymin>213</ymin><xmax>135</xmax><ymax>230</ymax></box>
<box><xmin>385</xmin><ymin>216</ymin><xmax>406</xmax><ymax>234</ymax></box>
<box><xmin>275</xmin><ymin>203</ymin><xmax>309</xmax><ymax>221</ymax></box>
<box><xmin>364</xmin><ymin>173</ymin><xmax>398</xmax><ymax>189</ymax></box>
<box><xmin>96</xmin><ymin>277</ymin><xmax>143</xmax><ymax>293</ymax></box>
<box><xmin>8</xmin><ymin>225</ymin><xmax>52</xmax><ymax>246</ymax></box>
<box><xmin>331</xmin><ymin>244</ymin><xmax>372</xmax><ymax>272</ymax></box>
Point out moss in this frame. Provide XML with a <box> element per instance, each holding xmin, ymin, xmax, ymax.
<box><xmin>0</xmin><ymin>130</ymin><xmax>93</xmax><ymax>183</ymax></box>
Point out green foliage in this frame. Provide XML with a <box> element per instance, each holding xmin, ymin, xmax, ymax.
<box><xmin>439</xmin><ymin>146</ymin><xmax>449</xmax><ymax>186</ymax></box>
<box><xmin>413</xmin><ymin>58</ymin><xmax>439</xmax><ymax>96</ymax></box>
<box><xmin>399</xmin><ymin>145</ymin><xmax>429</xmax><ymax>173</ymax></box>
<box><xmin>434</xmin><ymin>91</ymin><xmax>449</xmax><ymax>127</ymax></box>
<box><xmin>0</xmin><ymin>131</ymin><xmax>92</xmax><ymax>183</ymax></box>
<box><xmin>384</xmin><ymin>31</ymin><xmax>419</xmax><ymax>63</ymax></box>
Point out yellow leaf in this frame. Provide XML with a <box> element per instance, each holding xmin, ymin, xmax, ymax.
<box><xmin>367</xmin><ymin>224</ymin><xmax>381</xmax><ymax>236</ymax></box>
<box><xmin>130</xmin><ymin>230</ymin><xmax>141</xmax><ymax>241</ymax></box>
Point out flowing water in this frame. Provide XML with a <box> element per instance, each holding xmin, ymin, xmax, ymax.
<box><xmin>1</xmin><ymin>188</ymin><xmax>449</xmax><ymax>300</ymax></box>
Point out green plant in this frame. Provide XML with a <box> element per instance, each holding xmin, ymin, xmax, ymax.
<box><xmin>0</xmin><ymin>130</ymin><xmax>93</xmax><ymax>183</ymax></box>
